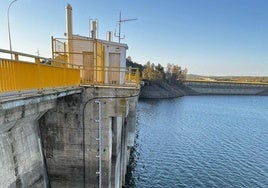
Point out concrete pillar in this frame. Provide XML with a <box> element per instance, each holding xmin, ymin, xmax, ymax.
<box><xmin>81</xmin><ymin>87</ymin><xmax>139</xmax><ymax>187</ymax></box>
<box><xmin>0</xmin><ymin>116</ymin><xmax>48</xmax><ymax>188</ymax></box>
<box><xmin>84</xmin><ymin>100</ymin><xmax>113</xmax><ymax>188</ymax></box>
<box><xmin>126</xmin><ymin>98</ymin><xmax>138</xmax><ymax>148</ymax></box>
<box><xmin>36</xmin><ymin>87</ymin><xmax>139</xmax><ymax>187</ymax></box>
<box><xmin>111</xmin><ymin>116</ymin><xmax>123</xmax><ymax>188</ymax></box>
<box><xmin>39</xmin><ymin>94</ymin><xmax>83</xmax><ymax>188</ymax></box>
<box><xmin>120</xmin><ymin>118</ymin><xmax>128</xmax><ymax>187</ymax></box>
<box><xmin>0</xmin><ymin>89</ymin><xmax>82</xmax><ymax>188</ymax></box>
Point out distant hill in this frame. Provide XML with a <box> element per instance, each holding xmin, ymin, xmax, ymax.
<box><xmin>186</xmin><ymin>74</ymin><xmax>203</xmax><ymax>80</ymax></box>
<box><xmin>186</xmin><ymin>74</ymin><xmax>268</xmax><ymax>83</ymax></box>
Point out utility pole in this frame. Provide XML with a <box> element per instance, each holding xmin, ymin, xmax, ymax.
<box><xmin>36</xmin><ymin>49</ymin><xmax>40</xmax><ymax>56</ymax></box>
<box><xmin>114</xmin><ymin>11</ymin><xmax>137</xmax><ymax>43</ymax></box>
<box><xmin>7</xmin><ymin>0</ymin><xmax>18</xmax><ymax>59</ymax></box>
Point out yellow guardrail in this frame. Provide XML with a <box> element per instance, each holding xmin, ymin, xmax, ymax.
<box><xmin>0</xmin><ymin>49</ymin><xmax>80</xmax><ymax>94</ymax></box>
<box><xmin>0</xmin><ymin>49</ymin><xmax>140</xmax><ymax>94</ymax></box>
<box><xmin>80</xmin><ymin>65</ymin><xmax>140</xmax><ymax>87</ymax></box>
<box><xmin>52</xmin><ymin>37</ymin><xmax>140</xmax><ymax>88</ymax></box>
<box><xmin>125</xmin><ymin>68</ymin><xmax>140</xmax><ymax>86</ymax></box>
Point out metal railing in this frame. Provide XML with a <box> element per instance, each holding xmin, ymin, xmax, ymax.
<box><xmin>0</xmin><ymin>49</ymin><xmax>140</xmax><ymax>95</ymax></box>
<box><xmin>0</xmin><ymin>49</ymin><xmax>80</xmax><ymax>94</ymax></box>
<box><xmin>52</xmin><ymin>37</ymin><xmax>140</xmax><ymax>87</ymax></box>
<box><xmin>80</xmin><ymin>65</ymin><xmax>139</xmax><ymax>87</ymax></box>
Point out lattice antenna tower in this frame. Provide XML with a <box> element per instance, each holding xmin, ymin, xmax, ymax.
<box><xmin>115</xmin><ymin>11</ymin><xmax>137</xmax><ymax>43</ymax></box>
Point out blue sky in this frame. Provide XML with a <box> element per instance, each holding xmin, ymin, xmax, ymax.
<box><xmin>1</xmin><ymin>0</ymin><xmax>268</xmax><ymax>76</ymax></box>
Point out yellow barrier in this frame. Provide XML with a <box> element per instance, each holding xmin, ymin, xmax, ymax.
<box><xmin>51</xmin><ymin>37</ymin><xmax>140</xmax><ymax>88</ymax></box>
<box><xmin>125</xmin><ymin>68</ymin><xmax>140</xmax><ymax>86</ymax></box>
<box><xmin>0</xmin><ymin>49</ymin><xmax>140</xmax><ymax>94</ymax></box>
<box><xmin>0</xmin><ymin>49</ymin><xmax>80</xmax><ymax>94</ymax></box>
<box><xmin>81</xmin><ymin>65</ymin><xmax>140</xmax><ymax>87</ymax></box>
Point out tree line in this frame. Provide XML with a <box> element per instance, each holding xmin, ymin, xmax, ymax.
<box><xmin>126</xmin><ymin>56</ymin><xmax>187</xmax><ymax>83</ymax></box>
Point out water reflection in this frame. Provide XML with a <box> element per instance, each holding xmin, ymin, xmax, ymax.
<box><xmin>126</xmin><ymin>96</ymin><xmax>268</xmax><ymax>187</ymax></box>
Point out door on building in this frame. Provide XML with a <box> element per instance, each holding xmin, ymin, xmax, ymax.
<box><xmin>95</xmin><ymin>42</ymin><xmax>104</xmax><ymax>83</ymax></box>
<box><xmin>82</xmin><ymin>52</ymin><xmax>94</xmax><ymax>84</ymax></box>
<box><xmin>109</xmin><ymin>53</ymin><xmax>120</xmax><ymax>84</ymax></box>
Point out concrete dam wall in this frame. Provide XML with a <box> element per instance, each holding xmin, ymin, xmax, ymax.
<box><xmin>183</xmin><ymin>81</ymin><xmax>268</xmax><ymax>95</ymax></box>
<box><xmin>139</xmin><ymin>80</ymin><xmax>268</xmax><ymax>99</ymax></box>
<box><xmin>0</xmin><ymin>87</ymin><xmax>139</xmax><ymax>188</ymax></box>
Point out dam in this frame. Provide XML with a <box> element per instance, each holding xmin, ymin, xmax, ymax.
<box><xmin>0</xmin><ymin>4</ymin><xmax>139</xmax><ymax>188</ymax></box>
<box><xmin>183</xmin><ymin>80</ymin><xmax>268</xmax><ymax>95</ymax></box>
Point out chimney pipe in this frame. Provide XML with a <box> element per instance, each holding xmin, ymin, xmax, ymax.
<box><xmin>65</xmin><ymin>4</ymin><xmax>73</xmax><ymax>63</ymax></box>
<box><xmin>106</xmin><ymin>31</ymin><xmax>112</xmax><ymax>42</ymax></box>
<box><xmin>90</xmin><ymin>20</ymin><xmax>97</xmax><ymax>39</ymax></box>
<box><xmin>65</xmin><ymin>4</ymin><xmax>73</xmax><ymax>39</ymax></box>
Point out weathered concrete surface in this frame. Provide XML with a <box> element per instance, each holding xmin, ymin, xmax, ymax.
<box><xmin>1</xmin><ymin>86</ymin><xmax>138</xmax><ymax>188</ymax></box>
<box><xmin>39</xmin><ymin>86</ymin><xmax>139</xmax><ymax>187</ymax></box>
<box><xmin>183</xmin><ymin>81</ymin><xmax>268</xmax><ymax>95</ymax></box>
<box><xmin>39</xmin><ymin>94</ymin><xmax>83</xmax><ymax>188</ymax></box>
<box><xmin>0</xmin><ymin>88</ymin><xmax>82</xmax><ymax>188</ymax></box>
<box><xmin>0</xmin><ymin>116</ymin><xmax>47</xmax><ymax>188</ymax></box>
<box><xmin>82</xmin><ymin>87</ymin><xmax>139</xmax><ymax>188</ymax></box>
<box><xmin>0</xmin><ymin>99</ymin><xmax>57</xmax><ymax>188</ymax></box>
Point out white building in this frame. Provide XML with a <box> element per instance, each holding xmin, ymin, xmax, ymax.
<box><xmin>52</xmin><ymin>4</ymin><xmax>130</xmax><ymax>85</ymax></box>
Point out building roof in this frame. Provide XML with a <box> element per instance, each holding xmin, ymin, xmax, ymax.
<box><xmin>72</xmin><ymin>34</ymin><xmax>128</xmax><ymax>49</ymax></box>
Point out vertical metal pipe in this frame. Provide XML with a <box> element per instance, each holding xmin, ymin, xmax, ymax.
<box><xmin>98</xmin><ymin>100</ymin><xmax>102</xmax><ymax>188</ymax></box>
<box><xmin>118</xmin><ymin>12</ymin><xmax>121</xmax><ymax>43</ymax></box>
<box><xmin>65</xmin><ymin>4</ymin><xmax>73</xmax><ymax>64</ymax></box>
<box><xmin>51</xmin><ymin>36</ymin><xmax>54</xmax><ymax>59</ymax></box>
<box><xmin>95</xmin><ymin>100</ymin><xmax>102</xmax><ymax>188</ymax></box>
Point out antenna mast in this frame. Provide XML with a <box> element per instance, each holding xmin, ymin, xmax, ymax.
<box><xmin>115</xmin><ymin>11</ymin><xmax>137</xmax><ymax>43</ymax></box>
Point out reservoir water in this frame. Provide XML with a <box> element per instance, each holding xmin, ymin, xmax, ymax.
<box><xmin>126</xmin><ymin>96</ymin><xmax>268</xmax><ymax>187</ymax></box>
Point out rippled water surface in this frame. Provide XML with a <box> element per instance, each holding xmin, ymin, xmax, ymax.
<box><xmin>126</xmin><ymin>96</ymin><xmax>268</xmax><ymax>187</ymax></box>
